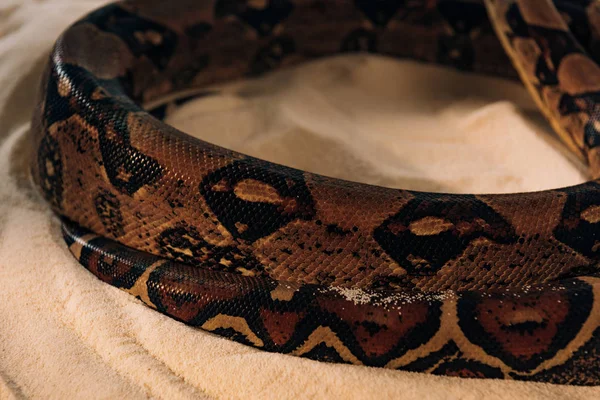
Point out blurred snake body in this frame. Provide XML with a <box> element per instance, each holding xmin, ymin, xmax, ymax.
<box><xmin>30</xmin><ymin>0</ymin><xmax>600</xmax><ymax>385</ymax></box>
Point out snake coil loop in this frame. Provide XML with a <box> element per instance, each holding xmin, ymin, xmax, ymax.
<box><xmin>31</xmin><ymin>0</ymin><xmax>600</xmax><ymax>385</ymax></box>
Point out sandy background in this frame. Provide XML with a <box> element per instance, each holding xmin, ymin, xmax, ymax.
<box><xmin>1</xmin><ymin>0</ymin><xmax>598</xmax><ymax>398</ymax></box>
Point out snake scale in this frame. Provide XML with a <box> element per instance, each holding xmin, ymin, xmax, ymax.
<box><xmin>29</xmin><ymin>0</ymin><xmax>600</xmax><ymax>385</ymax></box>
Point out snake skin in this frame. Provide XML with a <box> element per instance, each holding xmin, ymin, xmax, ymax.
<box><xmin>30</xmin><ymin>0</ymin><xmax>600</xmax><ymax>385</ymax></box>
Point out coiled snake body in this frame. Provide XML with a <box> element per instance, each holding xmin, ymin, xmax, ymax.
<box><xmin>30</xmin><ymin>0</ymin><xmax>600</xmax><ymax>385</ymax></box>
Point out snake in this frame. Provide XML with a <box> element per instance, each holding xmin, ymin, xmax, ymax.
<box><xmin>29</xmin><ymin>0</ymin><xmax>600</xmax><ymax>385</ymax></box>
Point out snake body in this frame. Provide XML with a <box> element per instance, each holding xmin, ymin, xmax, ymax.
<box><xmin>30</xmin><ymin>0</ymin><xmax>600</xmax><ymax>385</ymax></box>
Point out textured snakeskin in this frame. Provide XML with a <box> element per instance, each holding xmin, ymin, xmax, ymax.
<box><xmin>30</xmin><ymin>0</ymin><xmax>600</xmax><ymax>385</ymax></box>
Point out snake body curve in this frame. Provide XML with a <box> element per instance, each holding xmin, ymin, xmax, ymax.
<box><xmin>30</xmin><ymin>0</ymin><xmax>600</xmax><ymax>385</ymax></box>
